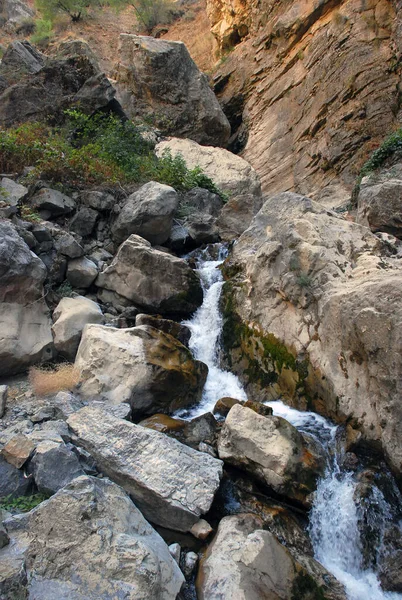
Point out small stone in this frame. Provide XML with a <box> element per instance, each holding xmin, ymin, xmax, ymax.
<box><xmin>190</xmin><ymin>519</ymin><xmax>213</xmax><ymax>540</ymax></box>
<box><xmin>183</xmin><ymin>551</ymin><xmax>198</xmax><ymax>578</ymax></box>
<box><xmin>169</xmin><ymin>542</ymin><xmax>181</xmax><ymax>564</ymax></box>
<box><xmin>1</xmin><ymin>434</ymin><xmax>35</xmax><ymax>468</ymax></box>
<box><xmin>30</xmin><ymin>406</ymin><xmax>55</xmax><ymax>423</ymax></box>
<box><xmin>51</xmin><ymin>391</ymin><xmax>83</xmax><ymax>420</ymax></box>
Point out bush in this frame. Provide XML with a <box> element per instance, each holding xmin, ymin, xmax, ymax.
<box><xmin>30</xmin><ymin>19</ymin><xmax>53</xmax><ymax>48</ymax></box>
<box><xmin>0</xmin><ymin>493</ymin><xmax>49</xmax><ymax>513</ymax></box>
<box><xmin>29</xmin><ymin>364</ymin><xmax>80</xmax><ymax>396</ymax></box>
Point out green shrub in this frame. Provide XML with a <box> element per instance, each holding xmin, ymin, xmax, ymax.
<box><xmin>0</xmin><ymin>493</ymin><xmax>48</xmax><ymax>513</ymax></box>
<box><xmin>30</xmin><ymin>19</ymin><xmax>53</xmax><ymax>48</ymax></box>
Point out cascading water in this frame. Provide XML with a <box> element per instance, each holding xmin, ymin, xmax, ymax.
<box><xmin>182</xmin><ymin>244</ymin><xmax>402</xmax><ymax>600</ymax></box>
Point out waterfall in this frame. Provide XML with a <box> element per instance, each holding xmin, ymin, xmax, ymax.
<box><xmin>182</xmin><ymin>244</ymin><xmax>402</xmax><ymax>600</ymax></box>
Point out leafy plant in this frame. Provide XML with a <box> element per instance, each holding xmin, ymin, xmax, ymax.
<box><xmin>20</xmin><ymin>205</ymin><xmax>42</xmax><ymax>223</ymax></box>
<box><xmin>30</xmin><ymin>19</ymin><xmax>53</xmax><ymax>48</ymax></box>
<box><xmin>55</xmin><ymin>281</ymin><xmax>74</xmax><ymax>298</ymax></box>
<box><xmin>0</xmin><ymin>493</ymin><xmax>49</xmax><ymax>513</ymax></box>
<box><xmin>296</xmin><ymin>273</ymin><xmax>313</xmax><ymax>288</ymax></box>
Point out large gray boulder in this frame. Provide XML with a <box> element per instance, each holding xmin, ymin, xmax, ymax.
<box><xmin>52</xmin><ymin>296</ymin><xmax>104</xmax><ymax>360</ymax></box>
<box><xmin>66</xmin><ymin>256</ymin><xmax>98</xmax><ymax>288</ymax></box>
<box><xmin>197</xmin><ymin>514</ymin><xmax>346</xmax><ymax>600</ymax></box>
<box><xmin>96</xmin><ymin>235</ymin><xmax>203</xmax><ymax>316</ymax></box>
<box><xmin>0</xmin><ymin>456</ymin><xmax>32</xmax><ymax>499</ymax></box>
<box><xmin>0</xmin><ymin>476</ymin><xmax>184</xmax><ymax>599</ymax></box>
<box><xmin>30</xmin><ymin>187</ymin><xmax>76</xmax><ymax>217</ymax></box>
<box><xmin>31</xmin><ymin>441</ymin><xmax>85</xmax><ymax>495</ymax></box>
<box><xmin>67</xmin><ymin>407</ymin><xmax>223</xmax><ymax>531</ymax></box>
<box><xmin>218</xmin><ymin>405</ymin><xmax>324</xmax><ymax>507</ymax></box>
<box><xmin>357</xmin><ymin>170</ymin><xmax>402</xmax><ymax>238</ymax></box>
<box><xmin>114</xmin><ymin>34</ymin><xmax>230</xmax><ymax>147</ymax></box>
<box><xmin>0</xmin><ymin>177</ymin><xmax>27</xmax><ymax>214</ymax></box>
<box><xmin>112</xmin><ymin>181</ymin><xmax>179</xmax><ymax>245</ymax></box>
<box><xmin>75</xmin><ymin>323</ymin><xmax>207</xmax><ymax>417</ymax></box>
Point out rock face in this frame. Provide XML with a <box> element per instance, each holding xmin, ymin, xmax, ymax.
<box><xmin>75</xmin><ymin>323</ymin><xmax>208</xmax><ymax>416</ymax></box>
<box><xmin>112</xmin><ymin>181</ymin><xmax>179</xmax><ymax>245</ymax></box>
<box><xmin>52</xmin><ymin>296</ymin><xmax>104</xmax><ymax>360</ymax></box>
<box><xmin>96</xmin><ymin>235</ymin><xmax>203</xmax><ymax>315</ymax></box>
<box><xmin>114</xmin><ymin>34</ymin><xmax>230</xmax><ymax>147</ymax></box>
<box><xmin>197</xmin><ymin>513</ymin><xmax>346</xmax><ymax>600</ymax></box>
<box><xmin>0</xmin><ymin>41</ymin><xmax>122</xmax><ymax>126</ymax></box>
<box><xmin>218</xmin><ymin>405</ymin><xmax>324</xmax><ymax>506</ymax></box>
<box><xmin>222</xmin><ymin>192</ymin><xmax>402</xmax><ymax>477</ymax></box>
<box><xmin>357</xmin><ymin>163</ymin><xmax>402</xmax><ymax>238</ymax></box>
<box><xmin>67</xmin><ymin>407</ymin><xmax>223</xmax><ymax>531</ymax></box>
<box><xmin>0</xmin><ymin>476</ymin><xmax>184</xmax><ymax>599</ymax></box>
<box><xmin>155</xmin><ymin>137</ymin><xmax>263</xmax><ymax>238</ymax></box>
<box><xmin>207</xmin><ymin>0</ymin><xmax>401</xmax><ymax>205</ymax></box>
<box><xmin>0</xmin><ymin>221</ymin><xmax>53</xmax><ymax>375</ymax></box>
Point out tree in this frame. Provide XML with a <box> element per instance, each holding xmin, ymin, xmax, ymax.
<box><xmin>35</xmin><ymin>0</ymin><xmax>90</xmax><ymax>22</ymax></box>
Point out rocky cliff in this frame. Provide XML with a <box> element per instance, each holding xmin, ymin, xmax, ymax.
<box><xmin>208</xmin><ymin>0</ymin><xmax>401</xmax><ymax>205</ymax></box>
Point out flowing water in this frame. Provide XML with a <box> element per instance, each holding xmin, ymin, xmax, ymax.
<box><xmin>183</xmin><ymin>244</ymin><xmax>402</xmax><ymax>600</ymax></box>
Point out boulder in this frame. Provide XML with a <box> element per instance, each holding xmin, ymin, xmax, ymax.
<box><xmin>0</xmin><ymin>434</ymin><xmax>35</xmax><ymax>468</ymax></box>
<box><xmin>185</xmin><ymin>213</ymin><xmax>220</xmax><ymax>246</ymax></box>
<box><xmin>357</xmin><ymin>172</ymin><xmax>402</xmax><ymax>238</ymax></box>
<box><xmin>52</xmin><ymin>296</ymin><xmax>104</xmax><ymax>360</ymax></box>
<box><xmin>31</xmin><ymin>441</ymin><xmax>84</xmax><ymax>494</ymax></box>
<box><xmin>114</xmin><ymin>34</ymin><xmax>230</xmax><ymax>147</ymax></box>
<box><xmin>53</xmin><ymin>230</ymin><xmax>84</xmax><ymax>258</ymax></box>
<box><xmin>96</xmin><ymin>235</ymin><xmax>203</xmax><ymax>316</ymax></box>
<box><xmin>75</xmin><ymin>323</ymin><xmax>207</xmax><ymax>417</ymax></box>
<box><xmin>182</xmin><ymin>187</ymin><xmax>223</xmax><ymax>216</ymax></box>
<box><xmin>80</xmin><ymin>189</ymin><xmax>116</xmax><ymax>211</ymax></box>
<box><xmin>69</xmin><ymin>206</ymin><xmax>99</xmax><ymax>237</ymax></box>
<box><xmin>155</xmin><ymin>137</ymin><xmax>263</xmax><ymax>238</ymax></box>
<box><xmin>112</xmin><ymin>181</ymin><xmax>179</xmax><ymax>245</ymax></box>
<box><xmin>0</xmin><ymin>475</ymin><xmax>184</xmax><ymax>598</ymax></box>
<box><xmin>66</xmin><ymin>256</ymin><xmax>98</xmax><ymax>288</ymax></box>
<box><xmin>218</xmin><ymin>405</ymin><xmax>325</xmax><ymax>506</ymax></box>
<box><xmin>67</xmin><ymin>407</ymin><xmax>223</xmax><ymax>532</ymax></box>
<box><xmin>0</xmin><ymin>456</ymin><xmax>32</xmax><ymax>499</ymax></box>
<box><xmin>135</xmin><ymin>313</ymin><xmax>191</xmax><ymax>347</ymax></box>
<box><xmin>0</xmin><ymin>385</ymin><xmax>7</xmax><ymax>418</ymax></box>
<box><xmin>197</xmin><ymin>514</ymin><xmax>346</xmax><ymax>600</ymax></box>
<box><xmin>222</xmin><ymin>192</ymin><xmax>402</xmax><ymax>478</ymax></box>
<box><xmin>0</xmin><ymin>41</ymin><xmax>43</xmax><ymax>79</ymax></box>
<box><xmin>30</xmin><ymin>187</ymin><xmax>76</xmax><ymax>217</ymax></box>
<box><xmin>0</xmin><ymin>177</ymin><xmax>27</xmax><ymax>208</ymax></box>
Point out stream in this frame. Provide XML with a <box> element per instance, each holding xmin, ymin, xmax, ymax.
<box><xmin>181</xmin><ymin>244</ymin><xmax>402</xmax><ymax>600</ymax></box>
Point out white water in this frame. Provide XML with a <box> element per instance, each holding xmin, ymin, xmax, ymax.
<box><xmin>180</xmin><ymin>245</ymin><xmax>402</xmax><ymax>600</ymax></box>
<box><xmin>177</xmin><ymin>245</ymin><xmax>246</xmax><ymax>418</ymax></box>
<box><xmin>266</xmin><ymin>401</ymin><xmax>402</xmax><ymax>600</ymax></box>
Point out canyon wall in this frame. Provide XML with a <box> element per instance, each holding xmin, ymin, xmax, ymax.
<box><xmin>208</xmin><ymin>0</ymin><xmax>402</xmax><ymax>204</ymax></box>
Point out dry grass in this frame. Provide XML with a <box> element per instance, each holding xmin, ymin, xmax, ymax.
<box><xmin>29</xmin><ymin>364</ymin><xmax>80</xmax><ymax>397</ymax></box>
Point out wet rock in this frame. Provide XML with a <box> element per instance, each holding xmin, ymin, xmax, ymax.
<box><xmin>69</xmin><ymin>206</ymin><xmax>99</xmax><ymax>237</ymax></box>
<box><xmin>135</xmin><ymin>313</ymin><xmax>191</xmax><ymax>347</ymax></box>
<box><xmin>197</xmin><ymin>513</ymin><xmax>346</xmax><ymax>600</ymax></box>
<box><xmin>31</xmin><ymin>441</ymin><xmax>85</xmax><ymax>495</ymax></box>
<box><xmin>66</xmin><ymin>256</ymin><xmax>98</xmax><ymax>288</ymax></box>
<box><xmin>112</xmin><ymin>181</ymin><xmax>179</xmax><ymax>245</ymax></box>
<box><xmin>30</xmin><ymin>187</ymin><xmax>76</xmax><ymax>217</ymax></box>
<box><xmin>0</xmin><ymin>475</ymin><xmax>184</xmax><ymax>598</ymax></box>
<box><xmin>378</xmin><ymin>526</ymin><xmax>402</xmax><ymax>592</ymax></box>
<box><xmin>0</xmin><ymin>456</ymin><xmax>32</xmax><ymax>499</ymax></box>
<box><xmin>96</xmin><ymin>235</ymin><xmax>203</xmax><ymax>316</ymax></box>
<box><xmin>115</xmin><ymin>35</ymin><xmax>230</xmax><ymax>147</ymax></box>
<box><xmin>0</xmin><ymin>434</ymin><xmax>35</xmax><ymax>468</ymax></box>
<box><xmin>243</xmin><ymin>399</ymin><xmax>273</xmax><ymax>417</ymax></box>
<box><xmin>75</xmin><ymin>324</ymin><xmax>207</xmax><ymax>417</ymax></box>
<box><xmin>52</xmin><ymin>296</ymin><xmax>104</xmax><ymax>360</ymax></box>
<box><xmin>214</xmin><ymin>396</ymin><xmax>244</xmax><ymax>417</ymax></box>
<box><xmin>139</xmin><ymin>414</ymin><xmax>186</xmax><ymax>434</ymax></box>
<box><xmin>183</xmin><ymin>413</ymin><xmax>219</xmax><ymax>448</ymax></box>
<box><xmin>67</xmin><ymin>406</ymin><xmax>223</xmax><ymax>532</ymax></box>
<box><xmin>218</xmin><ymin>405</ymin><xmax>325</xmax><ymax>507</ymax></box>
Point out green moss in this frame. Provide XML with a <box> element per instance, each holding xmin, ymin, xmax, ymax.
<box><xmin>291</xmin><ymin>572</ymin><xmax>327</xmax><ymax>600</ymax></box>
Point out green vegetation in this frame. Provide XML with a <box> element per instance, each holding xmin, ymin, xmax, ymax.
<box><xmin>35</xmin><ymin>0</ymin><xmax>98</xmax><ymax>22</ymax></box>
<box><xmin>30</xmin><ymin>19</ymin><xmax>53</xmax><ymax>48</ymax></box>
<box><xmin>0</xmin><ymin>493</ymin><xmax>49</xmax><ymax>513</ymax></box>
<box><xmin>126</xmin><ymin>0</ymin><xmax>179</xmax><ymax>33</ymax></box>
<box><xmin>20</xmin><ymin>205</ymin><xmax>42</xmax><ymax>223</ymax></box>
<box><xmin>0</xmin><ymin>111</ymin><xmax>227</xmax><ymax>198</ymax></box>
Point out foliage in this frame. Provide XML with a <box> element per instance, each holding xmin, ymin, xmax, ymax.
<box><xmin>20</xmin><ymin>205</ymin><xmax>42</xmax><ymax>222</ymax></box>
<box><xmin>296</xmin><ymin>273</ymin><xmax>313</xmax><ymax>288</ymax></box>
<box><xmin>0</xmin><ymin>493</ymin><xmax>49</xmax><ymax>513</ymax></box>
<box><xmin>30</xmin><ymin>19</ymin><xmax>53</xmax><ymax>48</ymax></box>
<box><xmin>108</xmin><ymin>0</ymin><xmax>178</xmax><ymax>33</ymax></box>
<box><xmin>55</xmin><ymin>281</ymin><xmax>74</xmax><ymax>298</ymax></box>
<box><xmin>35</xmin><ymin>0</ymin><xmax>98</xmax><ymax>22</ymax></box>
<box><xmin>0</xmin><ymin>112</ymin><xmax>227</xmax><ymax>198</ymax></box>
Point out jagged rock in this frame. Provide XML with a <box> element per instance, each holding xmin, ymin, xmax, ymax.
<box><xmin>30</xmin><ymin>187</ymin><xmax>76</xmax><ymax>217</ymax></box>
<box><xmin>0</xmin><ymin>521</ymin><xmax>9</xmax><ymax>549</ymax></box>
<box><xmin>66</xmin><ymin>256</ymin><xmax>98</xmax><ymax>288</ymax></box>
<box><xmin>50</xmin><ymin>391</ymin><xmax>83</xmax><ymax>420</ymax></box>
<box><xmin>197</xmin><ymin>513</ymin><xmax>346</xmax><ymax>600</ymax></box>
<box><xmin>0</xmin><ymin>434</ymin><xmax>35</xmax><ymax>468</ymax></box>
<box><xmin>31</xmin><ymin>441</ymin><xmax>84</xmax><ymax>495</ymax></box>
<box><xmin>0</xmin><ymin>456</ymin><xmax>32</xmax><ymax>499</ymax></box>
<box><xmin>30</xmin><ymin>406</ymin><xmax>55</xmax><ymax>423</ymax></box>
<box><xmin>52</xmin><ymin>296</ymin><xmax>104</xmax><ymax>360</ymax></box>
<box><xmin>69</xmin><ymin>206</ymin><xmax>99</xmax><ymax>237</ymax></box>
<box><xmin>115</xmin><ymin>34</ymin><xmax>230</xmax><ymax>147</ymax></box>
<box><xmin>0</xmin><ymin>475</ymin><xmax>184</xmax><ymax>598</ymax></box>
<box><xmin>186</xmin><ymin>214</ymin><xmax>220</xmax><ymax>245</ymax></box>
<box><xmin>182</xmin><ymin>187</ymin><xmax>223</xmax><ymax>216</ymax></box>
<box><xmin>183</xmin><ymin>551</ymin><xmax>198</xmax><ymax>578</ymax></box>
<box><xmin>0</xmin><ymin>41</ymin><xmax>43</xmax><ymax>78</ymax></box>
<box><xmin>135</xmin><ymin>313</ymin><xmax>191</xmax><ymax>347</ymax></box>
<box><xmin>56</xmin><ymin>39</ymin><xmax>100</xmax><ymax>70</ymax></box>
<box><xmin>222</xmin><ymin>192</ymin><xmax>402</xmax><ymax>477</ymax></box>
<box><xmin>0</xmin><ymin>177</ymin><xmax>27</xmax><ymax>208</ymax></box>
<box><xmin>218</xmin><ymin>405</ymin><xmax>325</xmax><ymax>506</ymax></box>
<box><xmin>156</xmin><ymin>137</ymin><xmax>263</xmax><ymax>238</ymax></box>
<box><xmin>169</xmin><ymin>542</ymin><xmax>181</xmax><ymax>564</ymax></box>
<box><xmin>53</xmin><ymin>230</ymin><xmax>84</xmax><ymax>258</ymax></box>
<box><xmin>96</xmin><ymin>235</ymin><xmax>203</xmax><ymax>316</ymax></box>
<box><xmin>357</xmin><ymin>171</ymin><xmax>402</xmax><ymax>238</ymax></box>
<box><xmin>80</xmin><ymin>189</ymin><xmax>115</xmax><ymax>211</ymax></box>
<box><xmin>67</xmin><ymin>407</ymin><xmax>223</xmax><ymax>531</ymax></box>
<box><xmin>75</xmin><ymin>323</ymin><xmax>207</xmax><ymax>417</ymax></box>
<box><xmin>190</xmin><ymin>519</ymin><xmax>213</xmax><ymax>540</ymax></box>
<box><xmin>0</xmin><ymin>385</ymin><xmax>7</xmax><ymax>418</ymax></box>
<box><xmin>112</xmin><ymin>181</ymin><xmax>179</xmax><ymax>245</ymax></box>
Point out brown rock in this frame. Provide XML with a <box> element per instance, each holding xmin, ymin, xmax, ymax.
<box><xmin>1</xmin><ymin>434</ymin><xmax>35</xmax><ymax>468</ymax></box>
